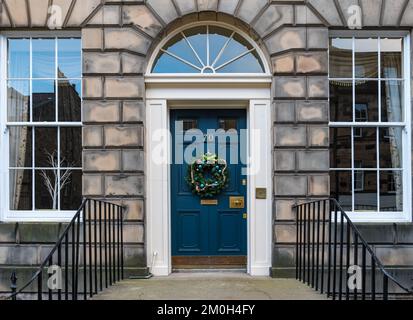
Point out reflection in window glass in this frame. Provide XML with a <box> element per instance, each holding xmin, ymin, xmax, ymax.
<box><xmin>6</xmin><ymin>37</ymin><xmax>82</xmax><ymax>212</ymax></box>
<box><xmin>32</xmin><ymin>38</ymin><xmax>55</xmax><ymax>78</ymax></box>
<box><xmin>355</xmin><ymin>81</ymin><xmax>378</xmax><ymax>122</ymax></box>
<box><xmin>7</xmin><ymin>80</ymin><xmax>30</xmax><ymax>122</ymax></box>
<box><xmin>381</xmin><ymin>80</ymin><xmax>403</xmax><ymax>122</ymax></box>
<box><xmin>330</xmin><ymin>171</ymin><xmax>352</xmax><ymax>211</ymax></box>
<box><xmin>329</xmin><ymin>38</ymin><xmax>353</xmax><ymax>78</ymax></box>
<box><xmin>354</xmin><ymin>171</ymin><xmax>377</xmax><ymax>211</ymax></box>
<box><xmin>380</xmin><ymin>171</ymin><xmax>403</xmax><ymax>211</ymax></box>
<box><xmin>379</xmin><ymin>127</ymin><xmax>402</xmax><ymax>169</ymax></box>
<box><xmin>58</xmin><ymin>38</ymin><xmax>81</xmax><ymax>78</ymax></box>
<box><xmin>330</xmin><ymin>128</ymin><xmax>352</xmax><ymax>168</ymax></box>
<box><xmin>330</xmin><ymin>81</ymin><xmax>353</xmax><ymax>122</ymax></box>
<box><xmin>355</xmin><ymin>38</ymin><xmax>378</xmax><ymax>78</ymax></box>
<box><xmin>9</xmin><ymin>169</ymin><xmax>32</xmax><ymax>210</ymax></box>
<box><xmin>152</xmin><ymin>25</ymin><xmax>265</xmax><ymax>74</ymax></box>
<box><xmin>8</xmin><ymin>39</ymin><xmax>30</xmax><ymax>79</ymax></box>
<box><xmin>354</xmin><ymin>127</ymin><xmax>376</xmax><ymax>168</ymax></box>
<box><xmin>32</xmin><ymin>80</ymin><xmax>56</xmax><ymax>121</ymax></box>
<box><xmin>381</xmin><ymin>38</ymin><xmax>402</xmax><ymax>79</ymax></box>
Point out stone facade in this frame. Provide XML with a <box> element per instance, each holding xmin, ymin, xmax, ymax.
<box><xmin>0</xmin><ymin>0</ymin><xmax>413</xmax><ymax>289</ymax></box>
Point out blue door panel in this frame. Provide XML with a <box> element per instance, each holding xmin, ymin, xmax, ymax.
<box><xmin>171</xmin><ymin>109</ymin><xmax>247</xmax><ymax>256</ymax></box>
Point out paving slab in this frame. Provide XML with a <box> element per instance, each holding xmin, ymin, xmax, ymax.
<box><xmin>92</xmin><ymin>272</ymin><xmax>328</xmax><ymax>300</ymax></box>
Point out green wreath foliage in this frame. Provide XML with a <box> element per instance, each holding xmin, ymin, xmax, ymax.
<box><xmin>186</xmin><ymin>153</ymin><xmax>229</xmax><ymax>198</ymax></box>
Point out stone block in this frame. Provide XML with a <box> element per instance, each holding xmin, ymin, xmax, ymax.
<box><xmin>295</xmin><ymin>5</ymin><xmax>323</xmax><ymax>24</ymax></box>
<box><xmin>0</xmin><ymin>224</ymin><xmax>16</xmax><ymax>242</ymax></box>
<box><xmin>88</xmin><ymin>5</ymin><xmax>120</xmax><ymax>25</ymax></box>
<box><xmin>18</xmin><ymin>224</ymin><xmax>61</xmax><ymax>243</ymax></box>
<box><xmin>307</xmin><ymin>76</ymin><xmax>329</xmax><ymax>98</ymax></box>
<box><xmin>297</xmin><ymin>150</ymin><xmax>329</xmax><ymax>171</ymax></box>
<box><xmin>274</xmin><ymin>101</ymin><xmax>295</xmax><ymax>122</ymax></box>
<box><xmin>29</xmin><ymin>0</ymin><xmax>49</xmax><ymax>27</ymax></box>
<box><xmin>83</xmin><ymin>150</ymin><xmax>121</xmax><ymax>171</ymax></box>
<box><xmin>254</xmin><ymin>5</ymin><xmax>294</xmax><ymax>37</ymax></box>
<box><xmin>104</xmin><ymin>77</ymin><xmax>144</xmax><ymax>98</ymax></box>
<box><xmin>0</xmin><ymin>245</ymin><xmax>38</xmax><ymax>265</ymax></box>
<box><xmin>265</xmin><ymin>27</ymin><xmax>306</xmax><ymax>54</ymax></box>
<box><xmin>83</xmin><ymin>101</ymin><xmax>120</xmax><ymax>123</ymax></box>
<box><xmin>308</xmin><ymin>126</ymin><xmax>329</xmax><ymax>147</ymax></box>
<box><xmin>121</xmin><ymin>53</ymin><xmax>146</xmax><ymax>74</ymax></box>
<box><xmin>275</xmin><ymin>199</ymin><xmax>297</xmax><ymax>221</ymax></box>
<box><xmin>104</xmin><ymin>125</ymin><xmax>143</xmax><ymax>147</ymax></box>
<box><xmin>123</xmin><ymin>223</ymin><xmax>144</xmax><ymax>243</ymax></box>
<box><xmin>217</xmin><ymin>0</ymin><xmax>239</xmax><ymax>15</ymax></box>
<box><xmin>237</xmin><ymin>0</ymin><xmax>267</xmax><ymax>24</ymax></box>
<box><xmin>82</xmin><ymin>28</ymin><xmax>103</xmax><ymax>50</ymax></box>
<box><xmin>197</xmin><ymin>0</ymin><xmax>219</xmax><ymax>11</ymax></box>
<box><xmin>67</xmin><ymin>0</ymin><xmax>101</xmax><ymax>26</ymax></box>
<box><xmin>82</xmin><ymin>126</ymin><xmax>103</xmax><ymax>147</ymax></box>
<box><xmin>123</xmin><ymin>101</ymin><xmax>145</xmax><ymax>122</ymax></box>
<box><xmin>122</xmin><ymin>199</ymin><xmax>144</xmax><ymax>221</ymax></box>
<box><xmin>105</xmin><ymin>175</ymin><xmax>144</xmax><ymax>196</ymax></box>
<box><xmin>122</xmin><ymin>5</ymin><xmax>162</xmax><ymax>37</ymax></box>
<box><xmin>104</xmin><ymin>28</ymin><xmax>151</xmax><ymax>54</ymax></box>
<box><xmin>273</xmin><ymin>224</ymin><xmax>297</xmax><ymax>243</ymax></box>
<box><xmin>307</xmin><ymin>0</ymin><xmax>342</xmax><ymax>26</ymax></box>
<box><xmin>274</xmin><ymin>150</ymin><xmax>296</xmax><ymax>171</ymax></box>
<box><xmin>122</xmin><ymin>150</ymin><xmax>144</xmax><ymax>172</ymax></box>
<box><xmin>274</xmin><ymin>175</ymin><xmax>307</xmax><ymax>196</ymax></box>
<box><xmin>274</xmin><ymin>77</ymin><xmax>306</xmax><ymax>98</ymax></box>
<box><xmin>375</xmin><ymin>247</ymin><xmax>413</xmax><ymax>266</ymax></box>
<box><xmin>147</xmin><ymin>0</ymin><xmax>179</xmax><ymax>24</ymax></box>
<box><xmin>296</xmin><ymin>52</ymin><xmax>328</xmax><ymax>74</ymax></box>
<box><xmin>83</xmin><ymin>52</ymin><xmax>121</xmax><ymax>74</ymax></box>
<box><xmin>307</xmin><ymin>27</ymin><xmax>329</xmax><ymax>49</ymax></box>
<box><xmin>308</xmin><ymin>175</ymin><xmax>329</xmax><ymax>196</ymax></box>
<box><xmin>83</xmin><ymin>77</ymin><xmax>103</xmax><ymax>98</ymax></box>
<box><xmin>272</xmin><ymin>53</ymin><xmax>295</xmax><ymax>74</ymax></box>
<box><xmin>296</xmin><ymin>101</ymin><xmax>328</xmax><ymax>122</ymax></box>
<box><xmin>272</xmin><ymin>245</ymin><xmax>296</xmax><ymax>267</ymax></box>
<box><xmin>83</xmin><ymin>174</ymin><xmax>103</xmax><ymax>196</ymax></box>
<box><xmin>274</xmin><ymin>126</ymin><xmax>307</xmax><ymax>147</ymax></box>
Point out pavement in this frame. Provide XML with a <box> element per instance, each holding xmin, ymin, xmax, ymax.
<box><xmin>92</xmin><ymin>272</ymin><xmax>327</xmax><ymax>300</ymax></box>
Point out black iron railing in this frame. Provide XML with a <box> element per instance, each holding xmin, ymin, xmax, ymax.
<box><xmin>8</xmin><ymin>199</ymin><xmax>124</xmax><ymax>300</ymax></box>
<box><xmin>294</xmin><ymin>198</ymin><xmax>413</xmax><ymax>300</ymax></box>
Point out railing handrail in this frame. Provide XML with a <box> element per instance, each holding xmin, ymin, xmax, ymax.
<box><xmin>7</xmin><ymin>198</ymin><xmax>125</xmax><ymax>300</ymax></box>
<box><xmin>294</xmin><ymin>198</ymin><xmax>413</xmax><ymax>299</ymax></box>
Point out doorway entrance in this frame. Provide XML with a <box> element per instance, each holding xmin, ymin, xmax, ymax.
<box><xmin>170</xmin><ymin>109</ymin><xmax>247</xmax><ymax>269</ymax></box>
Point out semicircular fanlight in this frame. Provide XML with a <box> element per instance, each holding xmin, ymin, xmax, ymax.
<box><xmin>152</xmin><ymin>25</ymin><xmax>265</xmax><ymax>74</ymax></box>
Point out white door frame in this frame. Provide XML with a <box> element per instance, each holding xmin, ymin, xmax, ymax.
<box><xmin>145</xmin><ymin>80</ymin><xmax>273</xmax><ymax>276</ymax></box>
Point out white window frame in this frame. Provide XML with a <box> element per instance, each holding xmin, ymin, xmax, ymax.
<box><xmin>329</xmin><ymin>31</ymin><xmax>412</xmax><ymax>223</ymax></box>
<box><xmin>0</xmin><ymin>31</ymin><xmax>82</xmax><ymax>222</ymax></box>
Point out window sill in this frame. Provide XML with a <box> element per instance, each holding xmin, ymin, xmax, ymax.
<box><xmin>2</xmin><ymin>211</ymin><xmax>77</xmax><ymax>223</ymax></box>
<box><xmin>345</xmin><ymin>212</ymin><xmax>412</xmax><ymax>224</ymax></box>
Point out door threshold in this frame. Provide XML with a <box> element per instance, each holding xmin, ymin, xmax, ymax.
<box><xmin>172</xmin><ymin>268</ymin><xmax>247</xmax><ymax>273</ymax></box>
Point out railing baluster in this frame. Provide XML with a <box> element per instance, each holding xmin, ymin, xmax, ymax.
<box><xmin>71</xmin><ymin>222</ymin><xmax>75</xmax><ymax>300</ymax></box>
<box><xmin>94</xmin><ymin>200</ymin><xmax>98</xmax><ymax>294</ymax></box>
<box><xmin>112</xmin><ymin>204</ymin><xmax>117</xmax><ymax>283</ymax></box>
<box><xmin>108</xmin><ymin>203</ymin><xmax>112</xmax><ymax>285</ymax></box>
<box><xmin>120</xmin><ymin>205</ymin><xmax>124</xmax><ymax>280</ymax></box>
<box><xmin>104</xmin><ymin>202</ymin><xmax>108</xmax><ymax>288</ymax></box>
<box><xmin>383</xmin><ymin>274</ymin><xmax>388</xmax><ymax>300</ymax></box>
<box><xmin>362</xmin><ymin>245</ymin><xmax>366</xmax><ymax>300</ymax></box>
<box><xmin>83</xmin><ymin>200</ymin><xmax>87</xmax><ymax>300</ymax></box>
<box><xmin>48</xmin><ymin>257</ymin><xmax>53</xmax><ymax>300</ymax></box>
<box><xmin>99</xmin><ymin>201</ymin><xmax>103</xmax><ymax>291</ymax></box>
<box><xmin>339</xmin><ymin>211</ymin><xmax>344</xmax><ymax>300</ymax></box>
<box><xmin>307</xmin><ymin>203</ymin><xmax>311</xmax><ymax>286</ymax></box>
<box><xmin>327</xmin><ymin>200</ymin><xmax>332</xmax><ymax>297</ymax></box>
<box><xmin>296</xmin><ymin>205</ymin><xmax>300</xmax><ymax>280</ymax></box>
<box><xmin>345</xmin><ymin>218</ymin><xmax>351</xmax><ymax>300</ymax></box>
<box><xmin>320</xmin><ymin>200</ymin><xmax>326</xmax><ymax>294</ymax></box>
<box><xmin>117</xmin><ymin>205</ymin><xmax>121</xmax><ymax>282</ymax></box>
<box><xmin>88</xmin><ymin>200</ymin><xmax>93</xmax><ymax>297</ymax></box>
<box><xmin>57</xmin><ymin>243</ymin><xmax>62</xmax><ymax>301</ymax></box>
<box><xmin>353</xmin><ymin>233</ymin><xmax>358</xmax><ymax>300</ymax></box>
<box><xmin>315</xmin><ymin>201</ymin><xmax>321</xmax><ymax>291</ymax></box>
<box><xmin>332</xmin><ymin>203</ymin><xmax>338</xmax><ymax>300</ymax></box>
<box><xmin>371</xmin><ymin>257</ymin><xmax>376</xmax><ymax>300</ymax></box>
<box><xmin>38</xmin><ymin>272</ymin><xmax>42</xmax><ymax>301</ymax></box>
<box><xmin>75</xmin><ymin>215</ymin><xmax>80</xmax><ymax>300</ymax></box>
<box><xmin>302</xmin><ymin>204</ymin><xmax>307</xmax><ymax>282</ymax></box>
<box><xmin>311</xmin><ymin>202</ymin><xmax>316</xmax><ymax>288</ymax></box>
<box><xmin>65</xmin><ymin>234</ymin><xmax>68</xmax><ymax>300</ymax></box>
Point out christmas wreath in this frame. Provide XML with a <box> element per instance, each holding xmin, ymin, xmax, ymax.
<box><xmin>186</xmin><ymin>153</ymin><xmax>229</xmax><ymax>198</ymax></box>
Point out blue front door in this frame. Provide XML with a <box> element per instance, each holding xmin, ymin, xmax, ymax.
<box><xmin>171</xmin><ymin>109</ymin><xmax>247</xmax><ymax>257</ymax></box>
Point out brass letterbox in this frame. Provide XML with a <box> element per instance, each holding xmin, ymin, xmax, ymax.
<box><xmin>229</xmin><ymin>196</ymin><xmax>245</xmax><ymax>209</ymax></box>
